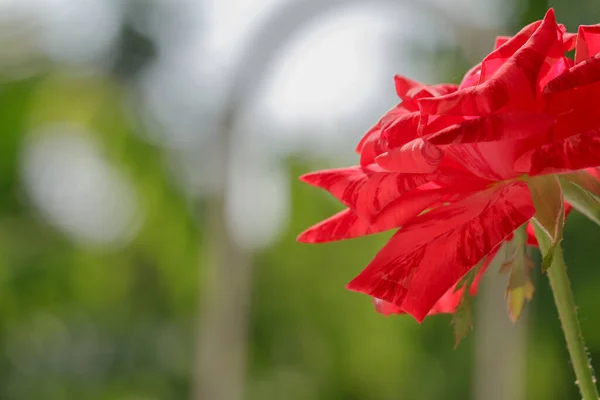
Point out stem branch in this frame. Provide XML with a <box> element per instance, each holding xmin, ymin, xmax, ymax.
<box><xmin>534</xmin><ymin>224</ymin><xmax>599</xmax><ymax>400</ymax></box>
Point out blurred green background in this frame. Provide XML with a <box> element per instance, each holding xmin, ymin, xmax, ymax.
<box><xmin>0</xmin><ymin>0</ymin><xmax>599</xmax><ymax>399</ymax></box>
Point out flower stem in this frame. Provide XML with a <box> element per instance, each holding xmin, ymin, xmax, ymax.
<box><xmin>534</xmin><ymin>224</ymin><xmax>599</xmax><ymax>400</ymax></box>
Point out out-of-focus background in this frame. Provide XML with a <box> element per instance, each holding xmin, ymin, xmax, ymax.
<box><xmin>0</xmin><ymin>0</ymin><xmax>599</xmax><ymax>399</ymax></box>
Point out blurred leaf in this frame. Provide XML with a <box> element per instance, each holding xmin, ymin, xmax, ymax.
<box><xmin>561</xmin><ymin>177</ymin><xmax>600</xmax><ymax>227</ymax></box>
<box><xmin>507</xmin><ymin>280</ymin><xmax>535</xmax><ymax>323</ymax></box>
<box><xmin>500</xmin><ymin>226</ymin><xmax>534</xmax><ymax>322</ymax></box>
<box><xmin>451</xmin><ymin>294</ymin><xmax>472</xmax><ymax>349</ymax></box>
<box><xmin>0</xmin><ymin>77</ymin><xmax>40</xmax><ymax>212</ymax></box>
<box><xmin>451</xmin><ymin>260</ymin><xmax>483</xmax><ymax>347</ymax></box>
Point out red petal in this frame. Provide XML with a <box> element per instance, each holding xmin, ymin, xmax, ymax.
<box><xmin>374</xmin><ymin>248</ymin><xmax>493</xmax><ymax>316</ymax></box>
<box><xmin>356</xmin><ymin>124</ymin><xmax>379</xmax><ymax>154</ymax></box>
<box><xmin>358</xmin><ymin>127</ymin><xmax>387</xmax><ymax>167</ymax></box>
<box><xmin>356</xmin><ymin>104</ymin><xmax>411</xmax><ymax>152</ymax></box>
<box><xmin>434</xmin><ymin>158</ymin><xmax>497</xmax><ymax>190</ymax></box>
<box><xmin>563</xmin><ymin>32</ymin><xmax>577</xmax><ymax>52</ymax></box>
<box><xmin>426</xmin><ymin>113</ymin><xmax>555</xmax><ymax>145</ymax></box>
<box><xmin>443</xmin><ymin>134</ymin><xmax>548</xmax><ymax>181</ymax></box>
<box><xmin>297</xmin><ymin>187</ymin><xmax>446</xmax><ymax>243</ymax></box>
<box><xmin>372</xmin><ymin>185</ymin><xmax>449</xmax><ymax>224</ymax></box>
<box><xmin>480</xmin><ymin>21</ymin><xmax>542</xmax><ymax>83</ymax></box>
<box><xmin>544</xmin><ymin>53</ymin><xmax>600</xmax><ymax>94</ymax></box>
<box><xmin>421</xmin><ymin>115</ymin><xmax>469</xmax><ymax>136</ymax></box>
<box><xmin>586</xmin><ymin>167</ymin><xmax>600</xmax><ymax>180</ymax></box>
<box><xmin>297</xmin><ymin>209</ymin><xmax>377</xmax><ymax>243</ymax></box>
<box><xmin>546</xmin><ymin>80</ymin><xmax>600</xmax><ymax>141</ymax></box>
<box><xmin>375</xmin><ymin>138</ymin><xmax>443</xmax><ymax>173</ymax></box>
<box><xmin>300</xmin><ymin>165</ymin><xmax>435</xmax><ymax>219</ymax></box>
<box><xmin>575</xmin><ymin>25</ymin><xmax>600</xmax><ymax>64</ymax></box>
<box><xmin>394</xmin><ymin>75</ymin><xmax>422</xmax><ymax>102</ymax></box>
<box><xmin>346</xmin><ymin>182</ymin><xmax>535</xmax><ymax>322</ymax></box>
<box><xmin>357</xmin><ymin>105</ymin><xmax>418</xmax><ymax>166</ymax></box>
<box><xmin>394</xmin><ymin>76</ymin><xmax>457</xmax><ymax>100</ymax></box>
<box><xmin>460</xmin><ymin>63</ymin><xmax>482</xmax><ymax>88</ymax></box>
<box><xmin>419</xmin><ymin>9</ymin><xmax>561</xmax><ymax>116</ymax></box>
<box><xmin>431</xmin><ymin>83</ymin><xmax>459</xmax><ymax>96</ymax></box>
<box><xmin>494</xmin><ymin>36</ymin><xmax>511</xmax><ymax>49</ymax></box>
<box><xmin>373</xmin><ymin>298</ymin><xmax>403</xmax><ymax>315</ymax></box>
<box><xmin>515</xmin><ymin>127</ymin><xmax>600</xmax><ymax>175</ymax></box>
<box><xmin>393</xmin><ymin>75</ymin><xmax>458</xmax><ymax>110</ymax></box>
<box><xmin>381</xmin><ymin>111</ymin><xmax>420</xmax><ymax>149</ymax></box>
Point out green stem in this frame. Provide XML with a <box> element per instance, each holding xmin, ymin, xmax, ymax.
<box><xmin>534</xmin><ymin>224</ymin><xmax>599</xmax><ymax>400</ymax></box>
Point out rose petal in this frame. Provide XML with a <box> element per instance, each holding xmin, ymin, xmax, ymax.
<box><xmin>544</xmin><ymin>53</ymin><xmax>600</xmax><ymax>94</ymax></box>
<box><xmin>480</xmin><ymin>21</ymin><xmax>543</xmax><ymax>84</ymax></box>
<box><xmin>300</xmin><ymin>165</ymin><xmax>435</xmax><ymax>219</ymax></box>
<box><xmin>375</xmin><ymin>138</ymin><xmax>443</xmax><ymax>173</ymax></box>
<box><xmin>426</xmin><ymin>113</ymin><xmax>555</xmax><ymax>145</ymax></box>
<box><xmin>381</xmin><ymin>111</ymin><xmax>421</xmax><ymax>149</ymax></box>
<box><xmin>443</xmin><ymin>134</ymin><xmax>548</xmax><ymax>181</ymax></box>
<box><xmin>515</xmin><ymin>127</ymin><xmax>600</xmax><ymax>175</ymax></box>
<box><xmin>419</xmin><ymin>9</ymin><xmax>561</xmax><ymax>116</ymax></box>
<box><xmin>546</xmin><ymin>79</ymin><xmax>600</xmax><ymax>141</ymax></box>
<box><xmin>374</xmin><ymin>245</ymin><xmax>494</xmax><ymax>316</ymax></box>
<box><xmin>575</xmin><ymin>24</ymin><xmax>600</xmax><ymax>64</ymax></box>
<box><xmin>563</xmin><ymin>32</ymin><xmax>577</xmax><ymax>52</ymax></box>
<box><xmin>459</xmin><ymin>63</ymin><xmax>482</xmax><ymax>89</ymax></box>
<box><xmin>346</xmin><ymin>182</ymin><xmax>535</xmax><ymax>322</ymax></box>
<box><xmin>394</xmin><ymin>75</ymin><xmax>458</xmax><ymax>110</ymax></box>
<box><xmin>297</xmin><ymin>187</ymin><xmax>446</xmax><ymax>243</ymax></box>
<box><xmin>394</xmin><ymin>75</ymin><xmax>422</xmax><ymax>103</ymax></box>
<box><xmin>494</xmin><ymin>36</ymin><xmax>511</xmax><ymax>49</ymax></box>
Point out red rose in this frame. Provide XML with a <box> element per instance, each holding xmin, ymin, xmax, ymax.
<box><xmin>299</xmin><ymin>9</ymin><xmax>600</xmax><ymax>322</ymax></box>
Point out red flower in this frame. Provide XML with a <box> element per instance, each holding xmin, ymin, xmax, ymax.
<box><xmin>299</xmin><ymin>9</ymin><xmax>600</xmax><ymax>322</ymax></box>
